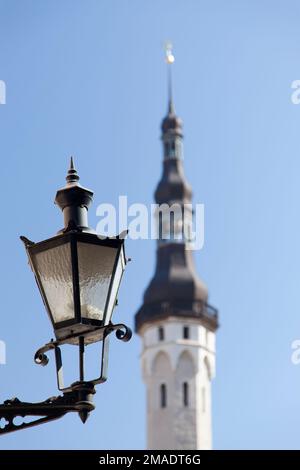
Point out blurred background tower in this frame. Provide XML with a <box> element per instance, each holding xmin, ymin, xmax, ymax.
<box><xmin>135</xmin><ymin>45</ymin><xmax>219</xmax><ymax>450</ymax></box>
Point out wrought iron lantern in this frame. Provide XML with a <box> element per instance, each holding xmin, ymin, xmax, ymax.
<box><xmin>23</xmin><ymin>231</ymin><xmax>126</xmax><ymax>343</ymax></box>
<box><xmin>0</xmin><ymin>159</ymin><xmax>131</xmax><ymax>434</ymax></box>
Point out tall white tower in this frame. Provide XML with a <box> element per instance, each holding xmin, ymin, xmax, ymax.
<box><xmin>135</xmin><ymin>47</ymin><xmax>218</xmax><ymax>450</ymax></box>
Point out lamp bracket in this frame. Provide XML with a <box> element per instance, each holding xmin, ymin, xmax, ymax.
<box><xmin>0</xmin><ymin>381</ymin><xmax>95</xmax><ymax>435</ymax></box>
<box><xmin>0</xmin><ymin>323</ymin><xmax>131</xmax><ymax>435</ymax></box>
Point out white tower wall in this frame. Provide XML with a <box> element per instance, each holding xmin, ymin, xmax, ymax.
<box><xmin>140</xmin><ymin>318</ymin><xmax>216</xmax><ymax>450</ymax></box>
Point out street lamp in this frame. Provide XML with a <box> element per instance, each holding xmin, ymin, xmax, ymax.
<box><xmin>0</xmin><ymin>159</ymin><xmax>131</xmax><ymax>434</ymax></box>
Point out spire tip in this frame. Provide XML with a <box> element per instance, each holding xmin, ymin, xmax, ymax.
<box><xmin>164</xmin><ymin>41</ymin><xmax>175</xmax><ymax>115</ymax></box>
<box><xmin>66</xmin><ymin>156</ymin><xmax>80</xmax><ymax>186</ymax></box>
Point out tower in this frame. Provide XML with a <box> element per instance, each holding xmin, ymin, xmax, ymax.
<box><xmin>135</xmin><ymin>46</ymin><xmax>218</xmax><ymax>450</ymax></box>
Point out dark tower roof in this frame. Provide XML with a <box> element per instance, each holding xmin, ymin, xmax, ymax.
<box><xmin>135</xmin><ymin>67</ymin><xmax>218</xmax><ymax>334</ymax></box>
<box><xmin>161</xmin><ymin>99</ymin><xmax>183</xmax><ymax>137</ymax></box>
<box><xmin>154</xmin><ymin>158</ymin><xmax>192</xmax><ymax>205</ymax></box>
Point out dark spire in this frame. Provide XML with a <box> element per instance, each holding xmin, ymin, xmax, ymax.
<box><xmin>158</xmin><ymin>45</ymin><xmax>189</xmax><ymax>200</ymax></box>
<box><xmin>161</xmin><ymin>43</ymin><xmax>182</xmax><ymax>137</ymax></box>
<box><xmin>167</xmin><ymin>61</ymin><xmax>175</xmax><ymax>115</ymax></box>
<box><xmin>135</xmin><ymin>47</ymin><xmax>218</xmax><ymax>333</ymax></box>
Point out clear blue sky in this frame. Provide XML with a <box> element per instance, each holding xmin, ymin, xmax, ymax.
<box><xmin>0</xmin><ymin>0</ymin><xmax>300</xmax><ymax>450</ymax></box>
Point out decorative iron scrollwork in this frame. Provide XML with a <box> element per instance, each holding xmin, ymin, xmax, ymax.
<box><xmin>0</xmin><ymin>322</ymin><xmax>131</xmax><ymax>435</ymax></box>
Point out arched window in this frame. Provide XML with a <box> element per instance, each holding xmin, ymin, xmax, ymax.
<box><xmin>158</xmin><ymin>326</ymin><xmax>164</xmax><ymax>341</ymax></box>
<box><xmin>160</xmin><ymin>383</ymin><xmax>167</xmax><ymax>408</ymax></box>
<box><xmin>176</xmin><ymin>351</ymin><xmax>195</xmax><ymax>410</ymax></box>
<box><xmin>183</xmin><ymin>381</ymin><xmax>189</xmax><ymax>407</ymax></box>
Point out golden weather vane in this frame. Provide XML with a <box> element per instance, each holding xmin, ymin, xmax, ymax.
<box><xmin>164</xmin><ymin>41</ymin><xmax>175</xmax><ymax>64</ymax></box>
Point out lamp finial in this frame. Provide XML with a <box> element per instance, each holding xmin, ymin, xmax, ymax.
<box><xmin>66</xmin><ymin>156</ymin><xmax>80</xmax><ymax>186</ymax></box>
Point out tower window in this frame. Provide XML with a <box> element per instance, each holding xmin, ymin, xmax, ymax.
<box><xmin>158</xmin><ymin>326</ymin><xmax>164</xmax><ymax>341</ymax></box>
<box><xmin>183</xmin><ymin>326</ymin><xmax>190</xmax><ymax>339</ymax></box>
<box><xmin>170</xmin><ymin>141</ymin><xmax>176</xmax><ymax>157</ymax></box>
<box><xmin>164</xmin><ymin>142</ymin><xmax>170</xmax><ymax>157</ymax></box>
<box><xmin>183</xmin><ymin>382</ymin><xmax>189</xmax><ymax>407</ymax></box>
<box><xmin>160</xmin><ymin>383</ymin><xmax>167</xmax><ymax>408</ymax></box>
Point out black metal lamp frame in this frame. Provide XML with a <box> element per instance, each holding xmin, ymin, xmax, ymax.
<box><xmin>0</xmin><ymin>160</ymin><xmax>132</xmax><ymax>435</ymax></box>
<box><xmin>0</xmin><ymin>322</ymin><xmax>131</xmax><ymax>435</ymax></box>
<box><xmin>21</xmin><ymin>231</ymin><xmax>126</xmax><ymax>344</ymax></box>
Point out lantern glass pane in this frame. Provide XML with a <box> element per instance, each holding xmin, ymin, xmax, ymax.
<box><xmin>105</xmin><ymin>246</ymin><xmax>126</xmax><ymax>324</ymax></box>
<box><xmin>77</xmin><ymin>242</ymin><xmax>118</xmax><ymax>322</ymax></box>
<box><xmin>32</xmin><ymin>243</ymin><xmax>74</xmax><ymax>323</ymax></box>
